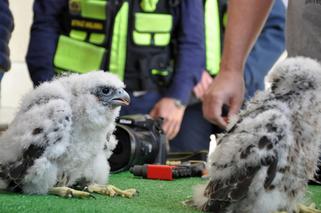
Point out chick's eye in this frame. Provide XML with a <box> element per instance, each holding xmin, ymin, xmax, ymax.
<box><xmin>102</xmin><ymin>87</ymin><xmax>111</xmax><ymax>95</ymax></box>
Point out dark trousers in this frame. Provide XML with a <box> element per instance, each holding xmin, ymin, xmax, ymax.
<box><xmin>120</xmin><ymin>91</ymin><xmax>221</xmax><ymax>152</ymax></box>
<box><xmin>170</xmin><ymin>102</ymin><xmax>222</xmax><ymax>152</ymax></box>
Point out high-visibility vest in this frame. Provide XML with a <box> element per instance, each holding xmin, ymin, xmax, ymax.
<box><xmin>54</xmin><ymin>0</ymin><xmax>176</xmax><ymax>91</ymax></box>
<box><xmin>204</xmin><ymin>0</ymin><xmax>222</xmax><ymax>76</ymax></box>
<box><xmin>54</xmin><ymin>0</ymin><xmax>223</xmax><ymax>90</ymax></box>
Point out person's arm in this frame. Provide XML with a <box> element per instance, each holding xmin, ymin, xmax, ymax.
<box><xmin>202</xmin><ymin>0</ymin><xmax>274</xmax><ymax>129</ymax></box>
<box><xmin>26</xmin><ymin>0</ymin><xmax>67</xmax><ymax>87</ymax></box>
<box><xmin>0</xmin><ymin>0</ymin><xmax>14</xmax><ymax>72</ymax></box>
<box><xmin>150</xmin><ymin>0</ymin><xmax>205</xmax><ymax>140</ymax></box>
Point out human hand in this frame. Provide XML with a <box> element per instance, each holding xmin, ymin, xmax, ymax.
<box><xmin>149</xmin><ymin>97</ymin><xmax>186</xmax><ymax>140</ymax></box>
<box><xmin>193</xmin><ymin>71</ymin><xmax>213</xmax><ymax>100</ymax></box>
<box><xmin>202</xmin><ymin>71</ymin><xmax>245</xmax><ymax>129</ymax></box>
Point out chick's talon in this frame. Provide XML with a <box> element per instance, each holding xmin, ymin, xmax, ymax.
<box><xmin>298</xmin><ymin>203</ymin><xmax>321</xmax><ymax>213</ymax></box>
<box><xmin>48</xmin><ymin>186</ymin><xmax>93</xmax><ymax>198</ymax></box>
<box><xmin>87</xmin><ymin>184</ymin><xmax>137</xmax><ymax>198</ymax></box>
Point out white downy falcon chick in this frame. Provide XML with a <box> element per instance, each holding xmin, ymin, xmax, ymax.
<box><xmin>0</xmin><ymin>71</ymin><xmax>135</xmax><ymax>197</ymax></box>
<box><xmin>193</xmin><ymin>57</ymin><xmax>321</xmax><ymax>213</ymax></box>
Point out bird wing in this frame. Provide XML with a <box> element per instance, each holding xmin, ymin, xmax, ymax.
<box><xmin>202</xmin><ymin>106</ymin><xmax>292</xmax><ymax>212</ymax></box>
<box><xmin>0</xmin><ymin>94</ymin><xmax>72</xmax><ymax>192</ymax></box>
<box><xmin>105</xmin><ymin>133</ymin><xmax>118</xmax><ymax>159</ymax></box>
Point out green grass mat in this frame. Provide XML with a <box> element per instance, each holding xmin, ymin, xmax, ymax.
<box><xmin>307</xmin><ymin>185</ymin><xmax>321</xmax><ymax>208</ymax></box>
<box><xmin>0</xmin><ymin>172</ymin><xmax>320</xmax><ymax>213</ymax></box>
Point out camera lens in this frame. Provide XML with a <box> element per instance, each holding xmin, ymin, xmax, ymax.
<box><xmin>109</xmin><ymin>124</ymin><xmax>132</xmax><ymax>173</ymax></box>
<box><xmin>109</xmin><ymin>115</ymin><xmax>167</xmax><ymax>173</ymax></box>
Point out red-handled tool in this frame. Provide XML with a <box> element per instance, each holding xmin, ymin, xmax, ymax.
<box><xmin>130</xmin><ymin>163</ymin><xmax>205</xmax><ymax>181</ymax></box>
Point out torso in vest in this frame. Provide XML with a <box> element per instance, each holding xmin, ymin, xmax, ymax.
<box><xmin>55</xmin><ymin>0</ymin><xmax>175</xmax><ymax>92</ymax></box>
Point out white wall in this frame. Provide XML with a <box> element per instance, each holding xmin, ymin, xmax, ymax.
<box><xmin>9</xmin><ymin>0</ymin><xmax>33</xmax><ymax>62</ymax></box>
<box><xmin>1</xmin><ymin>0</ymin><xmax>34</xmax><ymax>108</ymax></box>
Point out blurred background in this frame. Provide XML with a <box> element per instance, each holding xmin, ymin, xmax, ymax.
<box><xmin>1</xmin><ymin>0</ymin><xmax>33</xmax><ymax>109</ymax></box>
<box><xmin>0</xmin><ymin>0</ymin><xmax>287</xmax><ymax>130</ymax></box>
<box><xmin>0</xmin><ymin>0</ymin><xmax>33</xmax><ymax>129</ymax></box>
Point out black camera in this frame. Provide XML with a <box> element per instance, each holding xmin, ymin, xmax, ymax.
<box><xmin>109</xmin><ymin>114</ymin><xmax>167</xmax><ymax>173</ymax></box>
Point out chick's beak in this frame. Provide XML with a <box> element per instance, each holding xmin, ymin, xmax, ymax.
<box><xmin>111</xmin><ymin>88</ymin><xmax>130</xmax><ymax>106</ymax></box>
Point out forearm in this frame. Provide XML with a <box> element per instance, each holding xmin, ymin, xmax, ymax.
<box><xmin>202</xmin><ymin>0</ymin><xmax>274</xmax><ymax>127</ymax></box>
<box><xmin>220</xmin><ymin>0</ymin><xmax>274</xmax><ymax>73</ymax></box>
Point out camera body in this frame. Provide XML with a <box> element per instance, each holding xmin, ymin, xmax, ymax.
<box><xmin>109</xmin><ymin>114</ymin><xmax>167</xmax><ymax>173</ymax></box>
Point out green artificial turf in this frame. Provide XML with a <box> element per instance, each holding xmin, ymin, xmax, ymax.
<box><xmin>0</xmin><ymin>172</ymin><xmax>203</xmax><ymax>213</ymax></box>
<box><xmin>307</xmin><ymin>185</ymin><xmax>321</xmax><ymax>209</ymax></box>
<box><xmin>0</xmin><ymin>172</ymin><xmax>320</xmax><ymax>213</ymax></box>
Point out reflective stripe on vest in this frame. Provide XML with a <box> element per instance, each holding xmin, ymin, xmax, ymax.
<box><xmin>109</xmin><ymin>2</ymin><xmax>129</xmax><ymax>80</ymax></box>
<box><xmin>205</xmin><ymin>0</ymin><xmax>221</xmax><ymax>75</ymax></box>
<box><xmin>140</xmin><ymin>0</ymin><xmax>159</xmax><ymax>12</ymax></box>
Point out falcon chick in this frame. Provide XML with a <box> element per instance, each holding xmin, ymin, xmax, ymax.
<box><xmin>0</xmin><ymin>71</ymin><xmax>135</xmax><ymax>198</ymax></box>
<box><xmin>193</xmin><ymin>57</ymin><xmax>321</xmax><ymax>213</ymax></box>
